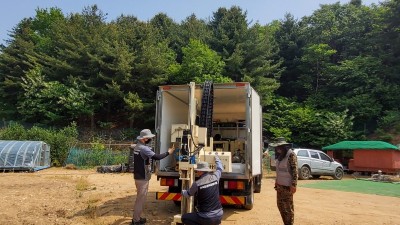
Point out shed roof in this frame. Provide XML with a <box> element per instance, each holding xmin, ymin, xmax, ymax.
<box><xmin>322</xmin><ymin>141</ymin><xmax>399</xmax><ymax>151</ymax></box>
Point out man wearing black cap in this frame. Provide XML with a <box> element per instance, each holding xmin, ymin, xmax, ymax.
<box><xmin>132</xmin><ymin>129</ymin><xmax>174</xmax><ymax>225</ymax></box>
<box><xmin>180</xmin><ymin>154</ymin><xmax>223</xmax><ymax>225</ymax></box>
<box><xmin>273</xmin><ymin>140</ymin><xmax>298</xmax><ymax>225</ymax></box>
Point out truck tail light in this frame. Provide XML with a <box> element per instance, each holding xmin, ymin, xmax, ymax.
<box><xmin>160</xmin><ymin>178</ymin><xmax>178</xmax><ymax>187</ymax></box>
<box><xmin>236</xmin><ymin>181</ymin><xmax>245</xmax><ymax>190</ymax></box>
<box><xmin>223</xmin><ymin>181</ymin><xmax>245</xmax><ymax>190</ymax></box>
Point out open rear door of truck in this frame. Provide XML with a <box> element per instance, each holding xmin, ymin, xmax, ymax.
<box><xmin>249</xmin><ymin>87</ymin><xmax>262</xmax><ymax>177</ymax></box>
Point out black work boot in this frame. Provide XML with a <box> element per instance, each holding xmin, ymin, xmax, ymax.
<box><xmin>131</xmin><ymin>217</ymin><xmax>146</xmax><ymax>225</ymax></box>
<box><xmin>131</xmin><ymin>222</ymin><xmax>144</xmax><ymax>225</ymax></box>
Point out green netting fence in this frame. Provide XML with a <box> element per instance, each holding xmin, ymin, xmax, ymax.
<box><xmin>65</xmin><ymin>147</ymin><xmax>129</xmax><ymax>168</ymax></box>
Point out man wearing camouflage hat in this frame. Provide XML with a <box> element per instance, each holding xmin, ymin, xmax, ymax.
<box><xmin>272</xmin><ymin>140</ymin><xmax>298</xmax><ymax>225</ymax></box>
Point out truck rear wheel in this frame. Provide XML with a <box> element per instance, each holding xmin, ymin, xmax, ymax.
<box><xmin>243</xmin><ymin>183</ymin><xmax>254</xmax><ymax>210</ymax></box>
<box><xmin>254</xmin><ymin>175</ymin><xmax>262</xmax><ymax>193</ymax></box>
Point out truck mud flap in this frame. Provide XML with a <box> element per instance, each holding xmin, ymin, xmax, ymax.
<box><xmin>156</xmin><ymin>192</ymin><xmax>182</xmax><ymax>201</ymax></box>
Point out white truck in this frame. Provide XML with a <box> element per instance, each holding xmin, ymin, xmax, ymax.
<box><xmin>153</xmin><ymin>82</ymin><xmax>263</xmax><ymax>222</ymax></box>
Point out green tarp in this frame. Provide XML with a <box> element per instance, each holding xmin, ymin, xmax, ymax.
<box><xmin>322</xmin><ymin>141</ymin><xmax>399</xmax><ymax>151</ymax></box>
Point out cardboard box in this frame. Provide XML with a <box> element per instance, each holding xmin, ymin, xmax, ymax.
<box><xmin>213</xmin><ymin>141</ymin><xmax>230</xmax><ymax>152</ymax></box>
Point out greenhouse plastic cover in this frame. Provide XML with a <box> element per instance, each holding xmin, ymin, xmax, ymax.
<box><xmin>0</xmin><ymin>140</ymin><xmax>51</xmax><ymax>171</ymax></box>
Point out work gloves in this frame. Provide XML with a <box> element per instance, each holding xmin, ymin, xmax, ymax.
<box><xmin>181</xmin><ymin>190</ymin><xmax>190</xmax><ymax>198</ymax></box>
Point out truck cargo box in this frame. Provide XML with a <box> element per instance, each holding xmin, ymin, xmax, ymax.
<box><xmin>154</xmin><ymin>82</ymin><xmax>263</xmax><ymax>210</ymax></box>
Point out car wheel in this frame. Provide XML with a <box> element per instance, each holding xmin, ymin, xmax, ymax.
<box><xmin>299</xmin><ymin>166</ymin><xmax>310</xmax><ymax>180</ymax></box>
<box><xmin>333</xmin><ymin>167</ymin><xmax>344</xmax><ymax>180</ymax></box>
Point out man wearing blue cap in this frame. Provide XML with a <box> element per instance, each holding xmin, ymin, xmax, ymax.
<box><xmin>181</xmin><ymin>154</ymin><xmax>224</xmax><ymax>225</ymax></box>
<box><xmin>132</xmin><ymin>129</ymin><xmax>174</xmax><ymax>225</ymax></box>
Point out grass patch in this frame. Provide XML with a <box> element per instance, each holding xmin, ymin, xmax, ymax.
<box><xmin>76</xmin><ymin>176</ymin><xmax>90</xmax><ymax>191</ymax></box>
<box><xmin>45</xmin><ymin>175</ymin><xmax>72</xmax><ymax>181</ymax></box>
<box><xmin>300</xmin><ymin>179</ymin><xmax>400</xmax><ymax>197</ymax></box>
<box><xmin>87</xmin><ymin>195</ymin><xmax>102</xmax><ymax>204</ymax></box>
<box><xmin>84</xmin><ymin>194</ymin><xmax>103</xmax><ymax>219</ymax></box>
<box><xmin>85</xmin><ymin>203</ymin><xmax>98</xmax><ymax>219</ymax></box>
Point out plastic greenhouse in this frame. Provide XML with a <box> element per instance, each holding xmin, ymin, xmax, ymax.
<box><xmin>0</xmin><ymin>140</ymin><xmax>51</xmax><ymax>172</ymax></box>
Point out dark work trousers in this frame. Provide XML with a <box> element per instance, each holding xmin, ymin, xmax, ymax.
<box><xmin>276</xmin><ymin>184</ymin><xmax>294</xmax><ymax>225</ymax></box>
<box><xmin>181</xmin><ymin>212</ymin><xmax>222</xmax><ymax>225</ymax></box>
<box><xmin>133</xmin><ymin>179</ymin><xmax>149</xmax><ymax>222</ymax></box>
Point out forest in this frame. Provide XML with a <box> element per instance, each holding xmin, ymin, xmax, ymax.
<box><xmin>0</xmin><ymin>0</ymin><xmax>399</xmax><ymax>148</ymax></box>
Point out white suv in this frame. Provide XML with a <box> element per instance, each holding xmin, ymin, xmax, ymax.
<box><xmin>293</xmin><ymin>148</ymin><xmax>344</xmax><ymax>180</ymax></box>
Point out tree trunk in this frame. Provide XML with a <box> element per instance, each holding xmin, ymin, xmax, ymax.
<box><xmin>91</xmin><ymin>114</ymin><xmax>95</xmax><ymax>132</ymax></box>
<box><xmin>129</xmin><ymin>115</ymin><xmax>134</xmax><ymax>129</ymax></box>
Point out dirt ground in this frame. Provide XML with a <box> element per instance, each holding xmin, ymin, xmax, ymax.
<box><xmin>0</xmin><ymin>168</ymin><xmax>399</xmax><ymax>225</ymax></box>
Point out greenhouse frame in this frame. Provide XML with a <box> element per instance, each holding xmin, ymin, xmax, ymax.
<box><xmin>0</xmin><ymin>140</ymin><xmax>51</xmax><ymax>172</ymax></box>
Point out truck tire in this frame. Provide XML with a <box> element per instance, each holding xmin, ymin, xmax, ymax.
<box><xmin>243</xmin><ymin>182</ymin><xmax>254</xmax><ymax>210</ymax></box>
<box><xmin>254</xmin><ymin>175</ymin><xmax>262</xmax><ymax>193</ymax></box>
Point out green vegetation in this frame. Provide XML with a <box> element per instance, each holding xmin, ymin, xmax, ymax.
<box><xmin>0</xmin><ymin>122</ymin><xmax>78</xmax><ymax>166</ymax></box>
<box><xmin>0</xmin><ymin>122</ymin><xmax>128</xmax><ymax>168</ymax></box>
<box><xmin>65</xmin><ymin>147</ymin><xmax>129</xmax><ymax>169</ymax></box>
<box><xmin>300</xmin><ymin>180</ymin><xmax>400</xmax><ymax>197</ymax></box>
<box><xmin>1</xmin><ymin>1</ymin><xmax>399</xmax><ymax>148</ymax></box>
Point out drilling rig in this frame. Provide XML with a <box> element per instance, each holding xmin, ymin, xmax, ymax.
<box><xmin>154</xmin><ymin>82</ymin><xmax>263</xmax><ymax>224</ymax></box>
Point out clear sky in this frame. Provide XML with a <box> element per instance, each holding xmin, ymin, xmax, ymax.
<box><xmin>1</xmin><ymin>0</ymin><xmax>381</xmax><ymax>46</ymax></box>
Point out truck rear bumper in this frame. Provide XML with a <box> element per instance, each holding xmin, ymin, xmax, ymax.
<box><xmin>156</xmin><ymin>192</ymin><xmax>246</xmax><ymax>205</ymax></box>
<box><xmin>156</xmin><ymin>192</ymin><xmax>182</xmax><ymax>201</ymax></box>
<box><xmin>157</xmin><ymin>172</ymin><xmax>250</xmax><ymax>180</ymax></box>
